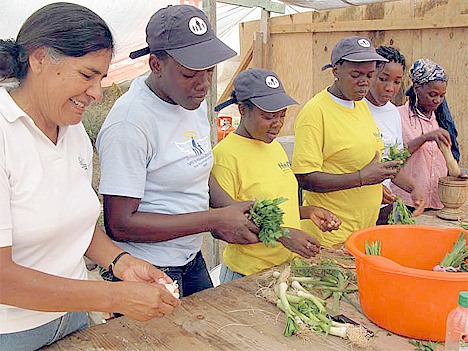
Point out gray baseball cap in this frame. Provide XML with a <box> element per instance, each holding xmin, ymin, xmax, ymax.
<box><xmin>215</xmin><ymin>68</ymin><xmax>298</xmax><ymax>113</ymax></box>
<box><xmin>322</xmin><ymin>36</ymin><xmax>388</xmax><ymax>70</ymax></box>
<box><xmin>129</xmin><ymin>5</ymin><xmax>236</xmax><ymax>70</ymax></box>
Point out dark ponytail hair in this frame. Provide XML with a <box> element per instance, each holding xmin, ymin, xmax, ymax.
<box><xmin>0</xmin><ymin>2</ymin><xmax>114</xmax><ymax>81</ymax></box>
<box><xmin>214</xmin><ymin>90</ymin><xmax>254</xmax><ymax>112</ymax></box>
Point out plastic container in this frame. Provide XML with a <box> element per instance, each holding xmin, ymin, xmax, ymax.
<box><xmin>217</xmin><ymin>115</ymin><xmax>235</xmax><ymax>142</ymax></box>
<box><xmin>445</xmin><ymin>292</ymin><xmax>468</xmax><ymax>350</ymax></box>
<box><xmin>346</xmin><ymin>225</ymin><xmax>468</xmax><ymax>341</ymax></box>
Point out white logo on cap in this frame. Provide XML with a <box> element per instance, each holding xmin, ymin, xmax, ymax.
<box><xmin>357</xmin><ymin>39</ymin><xmax>371</xmax><ymax>48</ymax></box>
<box><xmin>188</xmin><ymin>17</ymin><xmax>207</xmax><ymax>35</ymax></box>
<box><xmin>265</xmin><ymin>76</ymin><xmax>280</xmax><ymax>89</ymax></box>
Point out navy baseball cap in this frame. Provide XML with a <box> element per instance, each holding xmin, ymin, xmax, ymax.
<box><xmin>215</xmin><ymin>68</ymin><xmax>298</xmax><ymax>113</ymax></box>
<box><xmin>129</xmin><ymin>5</ymin><xmax>236</xmax><ymax>70</ymax></box>
<box><xmin>322</xmin><ymin>36</ymin><xmax>388</xmax><ymax>70</ymax></box>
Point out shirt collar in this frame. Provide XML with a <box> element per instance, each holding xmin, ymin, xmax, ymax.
<box><xmin>408</xmin><ymin>104</ymin><xmax>434</xmax><ymax>122</ymax></box>
<box><xmin>0</xmin><ymin>87</ymin><xmax>29</xmax><ymax>123</ymax></box>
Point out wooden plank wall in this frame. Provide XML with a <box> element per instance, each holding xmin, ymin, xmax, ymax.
<box><xmin>239</xmin><ymin>0</ymin><xmax>468</xmax><ymax>167</ymax></box>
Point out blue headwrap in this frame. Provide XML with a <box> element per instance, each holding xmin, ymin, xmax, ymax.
<box><xmin>406</xmin><ymin>58</ymin><xmax>460</xmax><ymax>161</ymax></box>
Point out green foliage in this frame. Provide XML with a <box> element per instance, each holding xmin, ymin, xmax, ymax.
<box><xmin>409</xmin><ymin>339</ymin><xmax>440</xmax><ymax>351</ymax></box>
<box><xmin>365</xmin><ymin>240</ymin><xmax>381</xmax><ymax>255</ymax></box>
<box><xmin>388</xmin><ymin>197</ymin><xmax>415</xmax><ymax>225</ymax></box>
<box><xmin>440</xmin><ymin>232</ymin><xmax>468</xmax><ymax>270</ymax></box>
<box><xmin>382</xmin><ymin>144</ymin><xmax>411</xmax><ymax>167</ymax></box>
<box><xmin>249</xmin><ymin>197</ymin><xmax>290</xmax><ymax>247</ymax></box>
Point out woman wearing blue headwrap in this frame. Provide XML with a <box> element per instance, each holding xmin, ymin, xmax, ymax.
<box><xmin>390</xmin><ymin>58</ymin><xmax>466</xmax><ymax>211</ymax></box>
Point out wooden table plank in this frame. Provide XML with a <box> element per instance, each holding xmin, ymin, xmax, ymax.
<box><xmin>415</xmin><ymin>198</ymin><xmax>466</xmax><ymax>228</ymax></box>
<box><xmin>43</xmin><ymin>272</ymin><xmax>430</xmax><ymax>351</ymax></box>
<box><xmin>43</xmin><ymin>204</ymin><xmax>466</xmax><ymax>350</ymax></box>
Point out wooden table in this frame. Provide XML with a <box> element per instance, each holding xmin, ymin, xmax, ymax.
<box><xmin>415</xmin><ymin>201</ymin><xmax>467</xmax><ymax>228</ymax></box>
<box><xmin>44</xmin><ymin>205</ymin><xmax>466</xmax><ymax>351</ymax></box>
<box><xmin>44</xmin><ymin>274</ymin><xmax>435</xmax><ymax>351</ymax></box>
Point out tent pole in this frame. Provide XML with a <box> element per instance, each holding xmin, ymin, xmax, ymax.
<box><xmin>203</xmin><ymin>0</ymin><xmax>221</xmax><ymax>271</ymax></box>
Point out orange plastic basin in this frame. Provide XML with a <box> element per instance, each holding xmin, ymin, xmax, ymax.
<box><xmin>346</xmin><ymin>225</ymin><xmax>468</xmax><ymax>341</ymax></box>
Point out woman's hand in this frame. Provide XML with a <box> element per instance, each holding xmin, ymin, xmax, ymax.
<box><xmin>382</xmin><ymin>185</ymin><xmax>396</xmax><ymax>205</ymax></box>
<box><xmin>278</xmin><ymin>228</ymin><xmax>321</xmax><ymax>258</ymax></box>
<box><xmin>410</xmin><ymin>186</ymin><xmax>426</xmax><ymax>217</ymax></box>
<box><xmin>360</xmin><ymin>152</ymin><xmax>401</xmax><ymax>185</ymax></box>
<box><xmin>211</xmin><ymin>201</ymin><xmax>260</xmax><ymax>244</ymax></box>
<box><xmin>113</xmin><ymin>281</ymin><xmax>180</xmax><ymax>321</ymax></box>
<box><xmin>425</xmin><ymin>128</ymin><xmax>451</xmax><ymax>146</ymax></box>
<box><xmin>302</xmin><ymin>206</ymin><xmax>341</xmax><ymax>232</ymax></box>
<box><xmin>113</xmin><ymin>254</ymin><xmax>172</xmax><ymax>284</ymax></box>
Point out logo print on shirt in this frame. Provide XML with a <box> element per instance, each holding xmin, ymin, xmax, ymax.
<box><xmin>189</xmin><ymin>17</ymin><xmax>208</xmax><ymax>35</ymax></box>
<box><xmin>278</xmin><ymin>161</ymin><xmax>292</xmax><ymax>173</ymax></box>
<box><xmin>265</xmin><ymin>76</ymin><xmax>280</xmax><ymax>89</ymax></box>
<box><xmin>78</xmin><ymin>156</ymin><xmax>88</xmax><ymax>171</ymax></box>
<box><xmin>175</xmin><ymin>131</ymin><xmax>210</xmax><ymax>156</ymax></box>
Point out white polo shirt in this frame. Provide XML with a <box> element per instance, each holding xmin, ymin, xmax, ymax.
<box><xmin>0</xmin><ymin>87</ymin><xmax>100</xmax><ymax>333</ymax></box>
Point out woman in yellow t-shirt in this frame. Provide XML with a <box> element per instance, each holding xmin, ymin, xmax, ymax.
<box><xmin>292</xmin><ymin>36</ymin><xmax>402</xmax><ymax>247</ymax></box>
<box><xmin>212</xmin><ymin>68</ymin><xmax>340</xmax><ymax>283</ymax></box>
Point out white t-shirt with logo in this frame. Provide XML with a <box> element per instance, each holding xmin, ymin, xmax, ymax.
<box><xmin>0</xmin><ymin>87</ymin><xmax>100</xmax><ymax>333</ymax></box>
<box><xmin>365</xmin><ymin>98</ymin><xmax>403</xmax><ymax>190</ymax></box>
<box><xmin>96</xmin><ymin>77</ymin><xmax>212</xmax><ymax>267</ymax></box>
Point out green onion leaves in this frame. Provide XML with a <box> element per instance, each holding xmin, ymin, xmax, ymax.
<box><xmin>249</xmin><ymin>197</ymin><xmax>290</xmax><ymax>247</ymax></box>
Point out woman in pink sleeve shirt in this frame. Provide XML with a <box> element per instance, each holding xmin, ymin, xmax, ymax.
<box><xmin>391</xmin><ymin>58</ymin><xmax>466</xmax><ymax>210</ymax></box>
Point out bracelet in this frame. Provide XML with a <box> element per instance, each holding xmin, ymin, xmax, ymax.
<box><xmin>108</xmin><ymin>251</ymin><xmax>130</xmax><ymax>280</ymax></box>
<box><xmin>358</xmin><ymin>170</ymin><xmax>363</xmax><ymax>187</ymax></box>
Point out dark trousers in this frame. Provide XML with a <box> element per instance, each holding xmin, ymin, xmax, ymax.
<box><xmin>158</xmin><ymin>251</ymin><xmax>213</xmax><ymax>298</ymax></box>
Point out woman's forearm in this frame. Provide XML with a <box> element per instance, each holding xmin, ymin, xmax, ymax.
<box><xmin>0</xmin><ymin>246</ymin><xmax>117</xmax><ymax>313</ymax></box>
<box><xmin>85</xmin><ymin>225</ymin><xmax>124</xmax><ymax>269</ymax></box>
<box><xmin>296</xmin><ymin>171</ymin><xmax>361</xmax><ymax>193</ymax></box>
<box><xmin>406</xmin><ymin>134</ymin><xmax>427</xmax><ymax>154</ymax></box>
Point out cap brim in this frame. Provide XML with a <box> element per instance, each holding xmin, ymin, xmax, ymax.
<box><xmin>250</xmin><ymin>93</ymin><xmax>299</xmax><ymax>113</ymax></box>
<box><xmin>342</xmin><ymin>52</ymin><xmax>389</xmax><ymax>63</ymax></box>
<box><xmin>167</xmin><ymin>37</ymin><xmax>236</xmax><ymax>70</ymax></box>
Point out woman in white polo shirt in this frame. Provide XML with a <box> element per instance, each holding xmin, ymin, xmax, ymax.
<box><xmin>0</xmin><ymin>3</ymin><xmax>179</xmax><ymax>350</ymax></box>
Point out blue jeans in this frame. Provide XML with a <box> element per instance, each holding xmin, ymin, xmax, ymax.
<box><xmin>158</xmin><ymin>251</ymin><xmax>213</xmax><ymax>298</ymax></box>
<box><xmin>101</xmin><ymin>251</ymin><xmax>213</xmax><ymax>299</ymax></box>
<box><xmin>0</xmin><ymin>312</ymin><xmax>88</xmax><ymax>351</ymax></box>
<box><xmin>219</xmin><ymin>263</ymin><xmax>245</xmax><ymax>284</ymax></box>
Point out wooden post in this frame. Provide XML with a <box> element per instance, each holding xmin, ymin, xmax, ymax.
<box><xmin>253</xmin><ymin>31</ymin><xmax>264</xmax><ymax>68</ymax></box>
<box><xmin>260</xmin><ymin>9</ymin><xmax>271</xmax><ymax>69</ymax></box>
<box><xmin>202</xmin><ymin>0</ymin><xmax>220</xmax><ymax>271</ymax></box>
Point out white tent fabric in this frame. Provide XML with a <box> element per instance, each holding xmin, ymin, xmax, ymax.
<box><xmin>1</xmin><ymin>1</ymin><xmax>390</xmax><ymax>85</ymax></box>
<box><xmin>282</xmin><ymin>0</ymin><xmax>396</xmax><ymax>10</ymax></box>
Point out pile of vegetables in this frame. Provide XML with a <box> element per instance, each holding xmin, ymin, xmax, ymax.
<box><xmin>433</xmin><ymin>232</ymin><xmax>468</xmax><ymax>272</ymax></box>
<box><xmin>388</xmin><ymin>197</ymin><xmax>415</xmax><ymax>225</ymax></box>
<box><xmin>249</xmin><ymin>197</ymin><xmax>290</xmax><ymax>247</ymax></box>
<box><xmin>256</xmin><ymin>263</ymin><xmax>371</xmax><ymax>347</ymax></box>
<box><xmin>382</xmin><ymin>144</ymin><xmax>411</xmax><ymax>167</ymax></box>
<box><xmin>291</xmin><ymin>258</ymin><xmax>360</xmax><ymax>315</ymax></box>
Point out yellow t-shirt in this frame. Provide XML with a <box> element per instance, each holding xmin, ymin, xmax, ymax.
<box><xmin>212</xmin><ymin>132</ymin><xmax>300</xmax><ymax>275</ymax></box>
<box><xmin>292</xmin><ymin>88</ymin><xmax>384</xmax><ymax>247</ymax></box>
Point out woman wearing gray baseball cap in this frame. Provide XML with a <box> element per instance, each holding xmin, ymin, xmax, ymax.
<box><xmin>292</xmin><ymin>36</ymin><xmax>402</xmax><ymax>248</ymax></box>
<box><xmin>212</xmin><ymin>68</ymin><xmax>341</xmax><ymax>283</ymax></box>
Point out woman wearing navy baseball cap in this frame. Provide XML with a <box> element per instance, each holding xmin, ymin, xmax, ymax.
<box><xmin>213</xmin><ymin>68</ymin><xmax>341</xmax><ymax>283</ymax></box>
